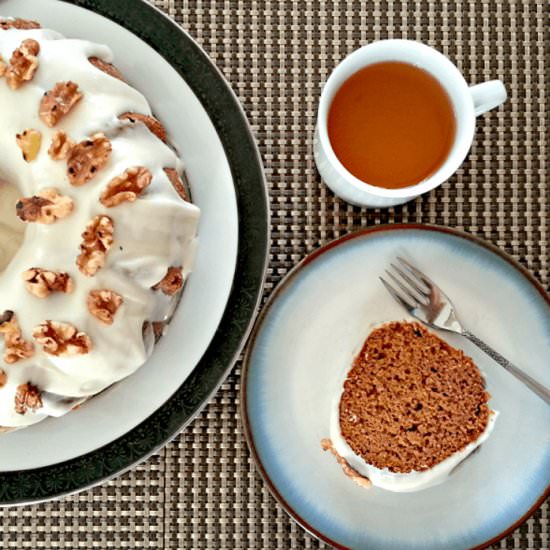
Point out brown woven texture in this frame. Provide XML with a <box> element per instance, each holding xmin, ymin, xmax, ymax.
<box><xmin>1</xmin><ymin>0</ymin><xmax>548</xmax><ymax>548</ymax></box>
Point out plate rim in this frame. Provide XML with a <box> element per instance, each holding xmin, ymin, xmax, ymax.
<box><xmin>0</xmin><ymin>0</ymin><xmax>269</xmax><ymax>505</ymax></box>
<box><xmin>240</xmin><ymin>223</ymin><xmax>550</xmax><ymax>550</ymax></box>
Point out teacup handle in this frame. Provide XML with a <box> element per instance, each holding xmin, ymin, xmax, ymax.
<box><xmin>470</xmin><ymin>80</ymin><xmax>507</xmax><ymax>116</ymax></box>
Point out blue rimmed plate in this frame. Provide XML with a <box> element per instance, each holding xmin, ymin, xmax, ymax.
<box><xmin>242</xmin><ymin>224</ymin><xmax>550</xmax><ymax>550</ymax></box>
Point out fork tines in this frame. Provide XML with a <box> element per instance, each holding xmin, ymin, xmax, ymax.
<box><xmin>380</xmin><ymin>257</ymin><xmax>432</xmax><ymax>309</ymax></box>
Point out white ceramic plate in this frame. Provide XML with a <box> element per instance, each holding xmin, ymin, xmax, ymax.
<box><xmin>242</xmin><ymin>225</ymin><xmax>550</xmax><ymax>550</ymax></box>
<box><xmin>0</xmin><ymin>0</ymin><xmax>268</xmax><ymax>504</ymax></box>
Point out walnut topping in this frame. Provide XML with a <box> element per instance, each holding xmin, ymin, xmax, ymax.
<box><xmin>15</xmin><ymin>128</ymin><xmax>42</xmax><ymax>162</ymax></box>
<box><xmin>0</xmin><ymin>369</ymin><xmax>6</xmax><ymax>388</ymax></box>
<box><xmin>119</xmin><ymin>112</ymin><xmax>167</xmax><ymax>143</ymax></box>
<box><xmin>87</xmin><ymin>289</ymin><xmax>123</xmax><ymax>325</ymax></box>
<box><xmin>100</xmin><ymin>166</ymin><xmax>152</xmax><ymax>207</ymax></box>
<box><xmin>0</xmin><ymin>18</ymin><xmax>41</xmax><ymax>30</ymax></box>
<box><xmin>88</xmin><ymin>56</ymin><xmax>125</xmax><ymax>81</ymax></box>
<box><xmin>321</xmin><ymin>438</ymin><xmax>372</xmax><ymax>489</ymax></box>
<box><xmin>0</xmin><ymin>310</ymin><xmax>35</xmax><ymax>364</ymax></box>
<box><xmin>17</xmin><ymin>196</ymin><xmax>50</xmax><ymax>222</ymax></box>
<box><xmin>164</xmin><ymin>168</ymin><xmax>189</xmax><ymax>202</ymax></box>
<box><xmin>67</xmin><ymin>133</ymin><xmax>112</xmax><ymax>186</ymax></box>
<box><xmin>22</xmin><ymin>268</ymin><xmax>74</xmax><ymax>298</ymax></box>
<box><xmin>16</xmin><ymin>188</ymin><xmax>73</xmax><ymax>224</ymax></box>
<box><xmin>15</xmin><ymin>383</ymin><xmax>42</xmax><ymax>415</ymax></box>
<box><xmin>39</xmin><ymin>81</ymin><xmax>83</xmax><ymax>128</ymax></box>
<box><xmin>33</xmin><ymin>321</ymin><xmax>91</xmax><ymax>357</ymax></box>
<box><xmin>48</xmin><ymin>130</ymin><xmax>74</xmax><ymax>160</ymax></box>
<box><xmin>0</xmin><ymin>310</ymin><xmax>14</xmax><ymax>326</ymax></box>
<box><xmin>77</xmin><ymin>215</ymin><xmax>114</xmax><ymax>276</ymax></box>
<box><xmin>153</xmin><ymin>266</ymin><xmax>184</xmax><ymax>296</ymax></box>
<box><xmin>0</xmin><ymin>55</ymin><xmax>7</xmax><ymax>77</ymax></box>
<box><xmin>5</xmin><ymin>39</ymin><xmax>40</xmax><ymax>90</ymax></box>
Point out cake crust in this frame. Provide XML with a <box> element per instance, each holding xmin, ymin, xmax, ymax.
<box><xmin>339</xmin><ymin>321</ymin><xmax>490</xmax><ymax>473</ymax></box>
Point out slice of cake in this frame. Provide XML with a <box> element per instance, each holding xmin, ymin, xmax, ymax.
<box><xmin>324</xmin><ymin>321</ymin><xmax>497</xmax><ymax>492</ymax></box>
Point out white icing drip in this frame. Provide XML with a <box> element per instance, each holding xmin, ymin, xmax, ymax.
<box><xmin>329</xmin><ymin>351</ymin><xmax>498</xmax><ymax>492</ymax></box>
<box><xmin>0</xmin><ymin>24</ymin><xmax>200</xmax><ymax>427</ymax></box>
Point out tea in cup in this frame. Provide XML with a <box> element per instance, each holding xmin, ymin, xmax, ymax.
<box><xmin>314</xmin><ymin>40</ymin><xmax>507</xmax><ymax>208</ymax></box>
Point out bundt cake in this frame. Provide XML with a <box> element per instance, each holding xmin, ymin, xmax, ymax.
<box><xmin>0</xmin><ymin>18</ymin><xmax>199</xmax><ymax>429</ymax></box>
<box><xmin>324</xmin><ymin>321</ymin><xmax>498</xmax><ymax>491</ymax></box>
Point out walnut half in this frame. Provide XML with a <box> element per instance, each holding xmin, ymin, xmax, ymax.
<box><xmin>153</xmin><ymin>266</ymin><xmax>184</xmax><ymax>296</ymax></box>
<box><xmin>33</xmin><ymin>321</ymin><xmax>91</xmax><ymax>357</ymax></box>
<box><xmin>16</xmin><ymin>188</ymin><xmax>73</xmax><ymax>224</ymax></box>
<box><xmin>5</xmin><ymin>39</ymin><xmax>40</xmax><ymax>90</ymax></box>
<box><xmin>48</xmin><ymin>130</ymin><xmax>74</xmax><ymax>160</ymax></box>
<box><xmin>15</xmin><ymin>383</ymin><xmax>43</xmax><ymax>415</ymax></box>
<box><xmin>87</xmin><ymin>289</ymin><xmax>123</xmax><ymax>325</ymax></box>
<box><xmin>0</xmin><ymin>18</ymin><xmax>41</xmax><ymax>30</ymax></box>
<box><xmin>67</xmin><ymin>133</ymin><xmax>112</xmax><ymax>186</ymax></box>
<box><xmin>39</xmin><ymin>81</ymin><xmax>83</xmax><ymax>128</ymax></box>
<box><xmin>22</xmin><ymin>268</ymin><xmax>74</xmax><ymax>298</ymax></box>
<box><xmin>100</xmin><ymin>166</ymin><xmax>152</xmax><ymax>207</ymax></box>
<box><xmin>0</xmin><ymin>310</ymin><xmax>35</xmax><ymax>364</ymax></box>
<box><xmin>77</xmin><ymin>215</ymin><xmax>114</xmax><ymax>276</ymax></box>
<box><xmin>15</xmin><ymin>128</ymin><xmax>42</xmax><ymax>162</ymax></box>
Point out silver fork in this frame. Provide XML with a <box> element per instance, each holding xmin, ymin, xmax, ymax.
<box><xmin>380</xmin><ymin>257</ymin><xmax>550</xmax><ymax>406</ymax></box>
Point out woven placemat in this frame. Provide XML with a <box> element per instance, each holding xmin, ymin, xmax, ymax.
<box><xmin>1</xmin><ymin>0</ymin><xmax>548</xmax><ymax>548</ymax></box>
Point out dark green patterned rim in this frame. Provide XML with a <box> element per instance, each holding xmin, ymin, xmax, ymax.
<box><xmin>0</xmin><ymin>0</ymin><xmax>269</xmax><ymax>505</ymax></box>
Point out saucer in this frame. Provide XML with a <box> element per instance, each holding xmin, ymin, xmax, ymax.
<box><xmin>242</xmin><ymin>224</ymin><xmax>550</xmax><ymax>550</ymax></box>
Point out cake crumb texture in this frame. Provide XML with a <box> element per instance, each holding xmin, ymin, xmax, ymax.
<box><xmin>339</xmin><ymin>321</ymin><xmax>490</xmax><ymax>473</ymax></box>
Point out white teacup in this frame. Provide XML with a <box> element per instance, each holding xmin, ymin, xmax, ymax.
<box><xmin>314</xmin><ymin>40</ymin><xmax>507</xmax><ymax>208</ymax></box>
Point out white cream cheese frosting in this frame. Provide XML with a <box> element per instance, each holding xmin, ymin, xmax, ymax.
<box><xmin>0</xmin><ymin>182</ymin><xmax>24</xmax><ymax>273</ymax></box>
<box><xmin>0</xmin><ymin>20</ymin><xmax>200</xmax><ymax>428</ymax></box>
<box><xmin>329</xmin><ymin>345</ymin><xmax>498</xmax><ymax>493</ymax></box>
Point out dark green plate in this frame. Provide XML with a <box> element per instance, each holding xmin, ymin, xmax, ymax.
<box><xmin>0</xmin><ymin>0</ymin><xmax>268</xmax><ymax>505</ymax></box>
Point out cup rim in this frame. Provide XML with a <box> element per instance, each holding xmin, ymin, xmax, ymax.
<box><xmin>317</xmin><ymin>39</ymin><xmax>476</xmax><ymax>199</ymax></box>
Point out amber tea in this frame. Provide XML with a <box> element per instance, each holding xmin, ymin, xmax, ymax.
<box><xmin>327</xmin><ymin>61</ymin><xmax>456</xmax><ymax>189</ymax></box>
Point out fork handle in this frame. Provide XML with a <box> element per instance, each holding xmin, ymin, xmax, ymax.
<box><xmin>463</xmin><ymin>331</ymin><xmax>550</xmax><ymax>406</ymax></box>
